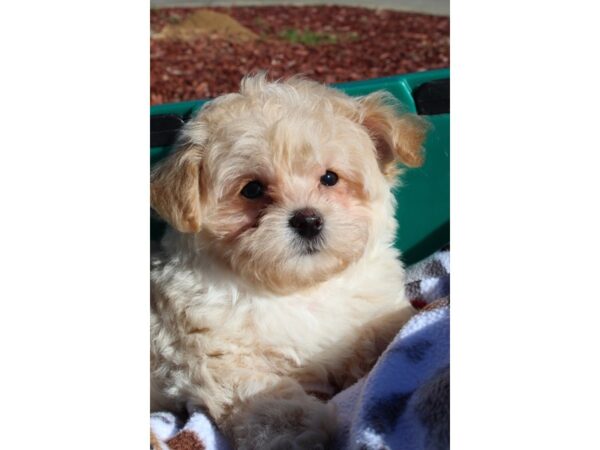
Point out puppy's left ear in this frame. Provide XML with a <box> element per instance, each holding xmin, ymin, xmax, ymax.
<box><xmin>358</xmin><ymin>92</ymin><xmax>428</xmax><ymax>177</ymax></box>
<box><xmin>150</xmin><ymin>145</ymin><xmax>203</xmax><ymax>233</ymax></box>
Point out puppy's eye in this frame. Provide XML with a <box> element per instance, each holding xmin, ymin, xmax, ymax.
<box><xmin>320</xmin><ymin>170</ymin><xmax>339</xmax><ymax>187</ymax></box>
<box><xmin>241</xmin><ymin>180</ymin><xmax>264</xmax><ymax>199</ymax></box>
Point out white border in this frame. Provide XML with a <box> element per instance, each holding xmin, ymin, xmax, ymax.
<box><xmin>452</xmin><ymin>0</ymin><xmax>600</xmax><ymax>448</ymax></box>
<box><xmin>2</xmin><ymin>1</ymin><xmax>149</xmax><ymax>448</ymax></box>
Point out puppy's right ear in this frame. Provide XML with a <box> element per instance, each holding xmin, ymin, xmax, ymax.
<box><xmin>151</xmin><ymin>145</ymin><xmax>203</xmax><ymax>233</ymax></box>
<box><xmin>357</xmin><ymin>92</ymin><xmax>428</xmax><ymax>179</ymax></box>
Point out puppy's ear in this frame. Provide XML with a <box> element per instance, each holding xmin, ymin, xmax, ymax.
<box><xmin>151</xmin><ymin>145</ymin><xmax>203</xmax><ymax>233</ymax></box>
<box><xmin>358</xmin><ymin>92</ymin><xmax>428</xmax><ymax>177</ymax></box>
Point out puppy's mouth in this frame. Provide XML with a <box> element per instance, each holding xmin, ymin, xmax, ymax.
<box><xmin>295</xmin><ymin>236</ymin><xmax>325</xmax><ymax>256</ymax></box>
<box><xmin>303</xmin><ymin>244</ymin><xmax>320</xmax><ymax>255</ymax></box>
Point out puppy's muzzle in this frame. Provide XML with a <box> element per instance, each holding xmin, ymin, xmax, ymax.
<box><xmin>289</xmin><ymin>208</ymin><xmax>324</xmax><ymax>240</ymax></box>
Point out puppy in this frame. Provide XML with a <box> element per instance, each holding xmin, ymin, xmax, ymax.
<box><xmin>150</xmin><ymin>74</ymin><xmax>427</xmax><ymax>449</ymax></box>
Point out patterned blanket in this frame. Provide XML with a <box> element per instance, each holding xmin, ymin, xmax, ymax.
<box><xmin>151</xmin><ymin>247</ymin><xmax>450</xmax><ymax>450</ymax></box>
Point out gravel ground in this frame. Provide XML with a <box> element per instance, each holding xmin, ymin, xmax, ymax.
<box><xmin>150</xmin><ymin>5</ymin><xmax>449</xmax><ymax>105</ymax></box>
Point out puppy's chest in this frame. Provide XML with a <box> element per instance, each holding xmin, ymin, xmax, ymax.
<box><xmin>156</xmin><ymin>253</ymin><xmax>407</xmax><ymax>368</ymax></box>
<box><xmin>183</xmin><ymin>282</ymin><xmax>400</xmax><ymax>366</ymax></box>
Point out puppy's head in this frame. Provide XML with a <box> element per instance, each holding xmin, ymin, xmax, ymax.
<box><xmin>151</xmin><ymin>75</ymin><xmax>427</xmax><ymax>294</ymax></box>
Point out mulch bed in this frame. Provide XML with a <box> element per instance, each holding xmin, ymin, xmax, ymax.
<box><xmin>150</xmin><ymin>6</ymin><xmax>449</xmax><ymax>105</ymax></box>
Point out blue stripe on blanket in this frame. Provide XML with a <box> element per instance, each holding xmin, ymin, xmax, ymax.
<box><xmin>332</xmin><ymin>303</ymin><xmax>449</xmax><ymax>450</ymax></box>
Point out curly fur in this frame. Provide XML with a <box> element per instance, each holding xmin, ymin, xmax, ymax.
<box><xmin>150</xmin><ymin>74</ymin><xmax>427</xmax><ymax>449</ymax></box>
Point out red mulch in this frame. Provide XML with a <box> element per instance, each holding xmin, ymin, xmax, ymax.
<box><xmin>150</xmin><ymin>6</ymin><xmax>449</xmax><ymax>105</ymax></box>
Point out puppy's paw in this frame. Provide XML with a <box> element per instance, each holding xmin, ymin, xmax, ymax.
<box><xmin>227</xmin><ymin>392</ymin><xmax>337</xmax><ymax>450</ymax></box>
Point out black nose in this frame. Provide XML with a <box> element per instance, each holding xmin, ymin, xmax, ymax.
<box><xmin>289</xmin><ymin>208</ymin><xmax>324</xmax><ymax>239</ymax></box>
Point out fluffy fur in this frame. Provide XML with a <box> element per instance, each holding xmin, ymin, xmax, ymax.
<box><xmin>150</xmin><ymin>74</ymin><xmax>427</xmax><ymax>449</ymax></box>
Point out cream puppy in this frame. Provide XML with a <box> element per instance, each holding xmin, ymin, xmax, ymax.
<box><xmin>150</xmin><ymin>74</ymin><xmax>427</xmax><ymax>449</ymax></box>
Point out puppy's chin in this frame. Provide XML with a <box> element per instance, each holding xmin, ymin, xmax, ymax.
<box><xmin>229</xmin><ymin>243</ymin><xmax>361</xmax><ymax>295</ymax></box>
